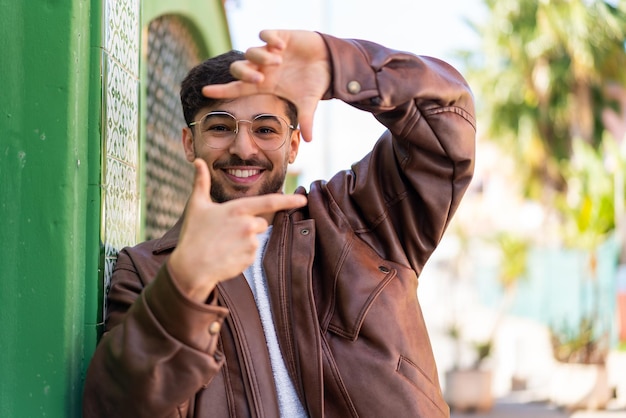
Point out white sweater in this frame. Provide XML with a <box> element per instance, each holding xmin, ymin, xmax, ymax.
<box><xmin>243</xmin><ymin>227</ymin><xmax>308</xmax><ymax>417</ymax></box>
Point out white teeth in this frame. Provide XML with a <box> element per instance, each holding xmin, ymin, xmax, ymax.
<box><xmin>227</xmin><ymin>169</ymin><xmax>260</xmax><ymax>178</ymax></box>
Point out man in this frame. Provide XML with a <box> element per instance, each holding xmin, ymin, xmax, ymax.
<box><xmin>84</xmin><ymin>29</ymin><xmax>476</xmax><ymax>417</ymax></box>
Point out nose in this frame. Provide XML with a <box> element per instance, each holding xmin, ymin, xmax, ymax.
<box><xmin>228</xmin><ymin>124</ymin><xmax>259</xmax><ymax>159</ymax></box>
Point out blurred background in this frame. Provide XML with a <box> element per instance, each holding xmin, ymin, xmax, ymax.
<box><xmin>225</xmin><ymin>0</ymin><xmax>626</xmax><ymax>416</ymax></box>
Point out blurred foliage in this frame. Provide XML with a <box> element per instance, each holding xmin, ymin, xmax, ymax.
<box><xmin>550</xmin><ymin>316</ymin><xmax>610</xmax><ymax>364</ymax></box>
<box><xmin>284</xmin><ymin>171</ymin><xmax>300</xmax><ymax>194</ymax></box>
<box><xmin>472</xmin><ymin>340</ymin><xmax>493</xmax><ymax>369</ymax></box>
<box><xmin>549</xmin><ymin>137</ymin><xmax>619</xmax><ymax>361</ymax></box>
<box><xmin>494</xmin><ymin>232</ymin><xmax>529</xmax><ymax>288</ymax></box>
<box><xmin>458</xmin><ymin>0</ymin><xmax>626</xmax><ymax>363</ymax></box>
<box><xmin>556</xmin><ymin>137</ymin><xmax>617</xmax><ymax>250</ymax></box>
<box><xmin>462</xmin><ymin>0</ymin><xmax>626</xmax><ymax>200</ymax></box>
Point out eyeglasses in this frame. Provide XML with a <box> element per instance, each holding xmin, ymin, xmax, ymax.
<box><xmin>189</xmin><ymin>111</ymin><xmax>296</xmax><ymax>151</ymax></box>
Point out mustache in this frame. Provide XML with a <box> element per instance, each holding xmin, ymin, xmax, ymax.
<box><xmin>213</xmin><ymin>156</ymin><xmax>272</xmax><ymax>170</ymax></box>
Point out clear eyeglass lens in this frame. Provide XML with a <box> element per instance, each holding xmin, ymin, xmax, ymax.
<box><xmin>199</xmin><ymin>112</ymin><xmax>289</xmax><ymax>150</ymax></box>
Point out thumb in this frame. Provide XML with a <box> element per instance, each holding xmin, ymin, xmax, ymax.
<box><xmin>190</xmin><ymin>158</ymin><xmax>211</xmax><ymax>202</ymax></box>
<box><xmin>297</xmin><ymin>100</ymin><xmax>319</xmax><ymax>143</ymax></box>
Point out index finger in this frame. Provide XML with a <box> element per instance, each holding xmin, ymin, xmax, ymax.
<box><xmin>227</xmin><ymin>193</ymin><xmax>307</xmax><ymax>216</ymax></box>
<box><xmin>202</xmin><ymin>80</ymin><xmax>261</xmax><ymax>99</ymax></box>
<box><xmin>258</xmin><ymin>30</ymin><xmax>287</xmax><ymax>51</ymax></box>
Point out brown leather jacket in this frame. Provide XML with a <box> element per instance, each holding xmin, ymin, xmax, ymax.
<box><xmin>83</xmin><ymin>33</ymin><xmax>476</xmax><ymax>418</ymax></box>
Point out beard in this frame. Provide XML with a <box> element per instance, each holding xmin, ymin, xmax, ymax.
<box><xmin>209</xmin><ymin>156</ymin><xmax>289</xmax><ymax>203</ymax></box>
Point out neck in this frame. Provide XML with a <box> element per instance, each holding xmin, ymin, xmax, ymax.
<box><xmin>261</xmin><ymin>212</ymin><xmax>275</xmax><ymax>225</ymax></box>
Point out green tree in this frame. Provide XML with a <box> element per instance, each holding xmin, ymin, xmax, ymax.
<box><xmin>464</xmin><ymin>0</ymin><xmax>626</xmax><ymax>199</ymax></box>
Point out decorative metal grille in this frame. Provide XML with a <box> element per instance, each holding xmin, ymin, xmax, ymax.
<box><xmin>144</xmin><ymin>15</ymin><xmax>203</xmax><ymax>240</ymax></box>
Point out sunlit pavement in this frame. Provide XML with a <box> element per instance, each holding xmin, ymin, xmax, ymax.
<box><xmin>451</xmin><ymin>400</ymin><xmax>567</xmax><ymax>418</ymax></box>
<box><xmin>451</xmin><ymin>399</ymin><xmax>626</xmax><ymax>418</ymax></box>
<box><xmin>444</xmin><ymin>348</ymin><xmax>626</xmax><ymax>418</ymax></box>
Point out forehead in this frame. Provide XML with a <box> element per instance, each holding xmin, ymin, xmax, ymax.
<box><xmin>200</xmin><ymin>94</ymin><xmax>288</xmax><ymax>119</ymax></box>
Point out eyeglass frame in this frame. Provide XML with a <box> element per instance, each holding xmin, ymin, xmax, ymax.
<box><xmin>189</xmin><ymin>110</ymin><xmax>297</xmax><ymax>151</ymax></box>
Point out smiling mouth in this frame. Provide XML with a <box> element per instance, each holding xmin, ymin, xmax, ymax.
<box><xmin>226</xmin><ymin>168</ymin><xmax>262</xmax><ymax>178</ymax></box>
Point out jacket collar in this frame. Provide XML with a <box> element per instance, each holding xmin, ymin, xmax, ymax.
<box><xmin>152</xmin><ymin>216</ymin><xmax>184</xmax><ymax>254</ymax></box>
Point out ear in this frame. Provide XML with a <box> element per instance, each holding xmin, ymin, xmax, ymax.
<box><xmin>288</xmin><ymin>129</ymin><xmax>301</xmax><ymax>164</ymax></box>
<box><xmin>182</xmin><ymin>127</ymin><xmax>196</xmax><ymax>162</ymax></box>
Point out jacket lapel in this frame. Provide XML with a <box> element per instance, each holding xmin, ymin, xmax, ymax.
<box><xmin>218</xmin><ymin>277</ymin><xmax>281</xmax><ymax>418</ymax></box>
<box><xmin>265</xmin><ymin>212</ymin><xmax>324</xmax><ymax>418</ymax></box>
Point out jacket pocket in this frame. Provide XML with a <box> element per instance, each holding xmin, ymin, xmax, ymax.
<box><xmin>325</xmin><ymin>237</ymin><xmax>396</xmax><ymax>341</ymax></box>
<box><xmin>396</xmin><ymin>355</ymin><xmax>450</xmax><ymax>416</ymax></box>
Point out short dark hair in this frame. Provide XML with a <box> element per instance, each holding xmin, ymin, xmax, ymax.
<box><xmin>180</xmin><ymin>50</ymin><xmax>298</xmax><ymax>128</ymax></box>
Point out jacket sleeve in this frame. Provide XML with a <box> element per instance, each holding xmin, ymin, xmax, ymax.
<box><xmin>83</xmin><ymin>249</ymin><xmax>229</xmax><ymax>418</ymax></box>
<box><xmin>314</xmin><ymin>33</ymin><xmax>476</xmax><ymax>272</ymax></box>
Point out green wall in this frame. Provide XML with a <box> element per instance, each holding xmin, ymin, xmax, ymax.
<box><xmin>142</xmin><ymin>0</ymin><xmax>231</xmax><ymax>52</ymax></box>
<box><xmin>0</xmin><ymin>0</ymin><xmax>230</xmax><ymax>416</ymax></box>
<box><xmin>0</xmin><ymin>1</ymin><xmax>101</xmax><ymax>416</ymax></box>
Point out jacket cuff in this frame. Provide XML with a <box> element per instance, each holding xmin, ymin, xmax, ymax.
<box><xmin>318</xmin><ymin>33</ymin><xmax>380</xmax><ymax>106</ymax></box>
<box><xmin>143</xmin><ymin>263</ymin><xmax>228</xmax><ymax>352</ymax></box>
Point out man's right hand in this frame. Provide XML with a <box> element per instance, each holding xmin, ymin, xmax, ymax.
<box><xmin>168</xmin><ymin>159</ymin><xmax>307</xmax><ymax>303</ymax></box>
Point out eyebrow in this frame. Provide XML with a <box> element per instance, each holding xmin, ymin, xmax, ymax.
<box><xmin>210</xmin><ymin>110</ymin><xmax>284</xmax><ymax>120</ymax></box>
<box><xmin>253</xmin><ymin>114</ymin><xmax>281</xmax><ymax>120</ymax></box>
